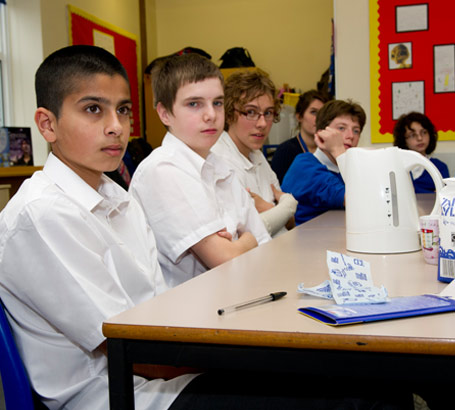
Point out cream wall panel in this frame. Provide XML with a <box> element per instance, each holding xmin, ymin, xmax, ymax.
<box><xmin>154</xmin><ymin>0</ymin><xmax>333</xmax><ymax>92</ymax></box>
<box><xmin>8</xmin><ymin>0</ymin><xmax>46</xmax><ymax>165</ymax></box>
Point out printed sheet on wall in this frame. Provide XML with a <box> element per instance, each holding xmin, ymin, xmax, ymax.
<box><xmin>370</xmin><ymin>0</ymin><xmax>455</xmax><ymax>143</ymax></box>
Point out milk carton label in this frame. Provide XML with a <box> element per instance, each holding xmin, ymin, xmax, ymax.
<box><xmin>441</xmin><ymin>197</ymin><xmax>455</xmax><ymax>217</ymax></box>
<box><xmin>438</xmin><ymin>180</ymin><xmax>455</xmax><ymax>283</ymax></box>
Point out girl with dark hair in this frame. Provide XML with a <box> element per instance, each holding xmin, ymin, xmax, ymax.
<box><xmin>271</xmin><ymin>90</ymin><xmax>330</xmax><ymax>183</ymax></box>
<box><xmin>393</xmin><ymin>112</ymin><xmax>449</xmax><ymax>193</ymax></box>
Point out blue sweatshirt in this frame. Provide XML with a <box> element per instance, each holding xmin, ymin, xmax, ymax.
<box><xmin>282</xmin><ymin>152</ymin><xmax>345</xmax><ymax>224</ymax></box>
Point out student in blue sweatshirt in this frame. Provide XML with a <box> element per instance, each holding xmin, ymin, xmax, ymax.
<box><xmin>282</xmin><ymin>99</ymin><xmax>366</xmax><ymax>225</ymax></box>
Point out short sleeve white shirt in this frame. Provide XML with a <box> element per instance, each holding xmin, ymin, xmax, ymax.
<box><xmin>130</xmin><ymin>132</ymin><xmax>271</xmax><ymax>288</ymax></box>
<box><xmin>212</xmin><ymin>131</ymin><xmax>281</xmax><ymax>203</ymax></box>
<box><xmin>0</xmin><ymin>153</ymin><xmax>195</xmax><ymax>410</ymax></box>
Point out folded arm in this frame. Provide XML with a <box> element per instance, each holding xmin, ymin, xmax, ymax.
<box><xmin>191</xmin><ymin>231</ymin><xmax>258</xmax><ymax>269</ymax></box>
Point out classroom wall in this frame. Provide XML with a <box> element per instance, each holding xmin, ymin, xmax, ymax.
<box><xmin>11</xmin><ymin>0</ymin><xmax>332</xmax><ymax>165</ymax></box>
<box><xmin>7</xmin><ymin>0</ymin><xmax>146</xmax><ymax>166</ymax></box>
<box><xmin>335</xmin><ymin>0</ymin><xmax>455</xmax><ymax>167</ymax></box>
<box><xmin>7</xmin><ymin>0</ymin><xmax>45</xmax><ymax>165</ymax></box>
<box><xmin>152</xmin><ymin>0</ymin><xmax>334</xmax><ymax>93</ymax></box>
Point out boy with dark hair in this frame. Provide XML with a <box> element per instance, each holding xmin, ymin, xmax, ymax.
<box><xmin>130</xmin><ymin>54</ymin><xmax>271</xmax><ymax>288</ymax></box>
<box><xmin>0</xmin><ymin>45</ymin><xmax>196</xmax><ymax>410</ymax></box>
<box><xmin>0</xmin><ymin>46</ymin><xmax>411</xmax><ymax>410</ymax></box>
<box><xmin>282</xmin><ymin>99</ymin><xmax>366</xmax><ymax>224</ymax></box>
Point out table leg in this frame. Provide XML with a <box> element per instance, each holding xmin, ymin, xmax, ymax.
<box><xmin>107</xmin><ymin>338</ymin><xmax>135</xmax><ymax>410</ymax></box>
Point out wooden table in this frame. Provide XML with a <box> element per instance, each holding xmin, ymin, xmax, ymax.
<box><xmin>103</xmin><ymin>195</ymin><xmax>452</xmax><ymax>409</ymax></box>
<box><xmin>0</xmin><ymin>166</ymin><xmax>42</xmax><ymax>197</ymax></box>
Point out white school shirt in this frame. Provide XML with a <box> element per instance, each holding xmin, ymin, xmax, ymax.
<box><xmin>212</xmin><ymin>131</ymin><xmax>296</xmax><ymax>237</ymax></box>
<box><xmin>212</xmin><ymin>131</ymin><xmax>280</xmax><ymax>203</ymax></box>
<box><xmin>0</xmin><ymin>153</ymin><xmax>195</xmax><ymax>410</ymax></box>
<box><xmin>314</xmin><ymin>147</ymin><xmax>340</xmax><ymax>173</ymax></box>
<box><xmin>130</xmin><ymin>132</ymin><xmax>271</xmax><ymax>288</ymax></box>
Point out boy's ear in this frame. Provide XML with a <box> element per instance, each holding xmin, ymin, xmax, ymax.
<box><xmin>156</xmin><ymin>102</ymin><xmax>172</xmax><ymax>127</ymax></box>
<box><xmin>34</xmin><ymin>108</ymin><xmax>57</xmax><ymax>143</ymax></box>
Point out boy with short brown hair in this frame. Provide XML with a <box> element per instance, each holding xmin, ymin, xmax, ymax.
<box><xmin>282</xmin><ymin>99</ymin><xmax>366</xmax><ymax>224</ymax></box>
<box><xmin>130</xmin><ymin>54</ymin><xmax>271</xmax><ymax>288</ymax></box>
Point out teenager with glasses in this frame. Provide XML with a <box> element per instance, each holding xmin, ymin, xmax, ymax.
<box><xmin>393</xmin><ymin>111</ymin><xmax>449</xmax><ymax>193</ymax></box>
<box><xmin>212</xmin><ymin>71</ymin><xmax>297</xmax><ymax>237</ymax></box>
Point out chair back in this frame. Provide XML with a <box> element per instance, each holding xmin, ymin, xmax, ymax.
<box><xmin>0</xmin><ymin>299</ymin><xmax>36</xmax><ymax>409</ymax></box>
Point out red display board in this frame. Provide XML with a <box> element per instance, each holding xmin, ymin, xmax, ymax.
<box><xmin>68</xmin><ymin>6</ymin><xmax>140</xmax><ymax>138</ymax></box>
<box><xmin>370</xmin><ymin>0</ymin><xmax>455</xmax><ymax>142</ymax></box>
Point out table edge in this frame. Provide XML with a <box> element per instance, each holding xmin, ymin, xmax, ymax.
<box><xmin>102</xmin><ymin>323</ymin><xmax>455</xmax><ymax>356</ymax></box>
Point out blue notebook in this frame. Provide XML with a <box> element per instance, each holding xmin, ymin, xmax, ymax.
<box><xmin>298</xmin><ymin>294</ymin><xmax>455</xmax><ymax>326</ymax></box>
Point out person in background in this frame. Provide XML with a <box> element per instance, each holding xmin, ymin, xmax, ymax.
<box><xmin>393</xmin><ymin>111</ymin><xmax>449</xmax><ymax>193</ymax></box>
<box><xmin>271</xmin><ymin>89</ymin><xmax>331</xmax><ymax>183</ymax></box>
<box><xmin>13</xmin><ymin>139</ymin><xmax>34</xmax><ymax>166</ymax></box>
<box><xmin>212</xmin><ymin>71</ymin><xmax>297</xmax><ymax>237</ymax></box>
<box><xmin>282</xmin><ymin>99</ymin><xmax>366</xmax><ymax>225</ymax></box>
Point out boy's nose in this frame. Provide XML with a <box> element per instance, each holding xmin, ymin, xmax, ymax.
<box><xmin>256</xmin><ymin>114</ymin><xmax>267</xmax><ymax>129</ymax></box>
<box><xmin>106</xmin><ymin>112</ymin><xmax>123</xmax><ymax>136</ymax></box>
<box><xmin>203</xmin><ymin>105</ymin><xmax>216</xmax><ymax>121</ymax></box>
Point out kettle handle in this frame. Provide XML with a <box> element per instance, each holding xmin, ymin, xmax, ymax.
<box><xmin>400</xmin><ymin>149</ymin><xmax>444</xmax><ymax>215</ymax></box>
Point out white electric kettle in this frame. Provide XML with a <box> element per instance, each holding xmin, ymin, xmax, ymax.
<box><xmin>337</xmin><ymin>146</ymin><xmax>444</xmax><ymax>254</ymax></box>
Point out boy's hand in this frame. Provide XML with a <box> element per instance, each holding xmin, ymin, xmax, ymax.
<box><xmin>270</xmin><ymin>184</ymin><xmax>284</xmax><ymax>203</ymax></box>
<box><xmin>315</xmin><ymin>126</ymin><xmax>346</xmax><ymax>159</ymax></box>
<box><xmin>247</xmin><ymin>188</ymin><xmax>274</xmax><ymax>213</ymax></box>
<box><xmin>217</xmin><ymin>228</ymin><xmax>233</xmax><ymax>241</ymax></box>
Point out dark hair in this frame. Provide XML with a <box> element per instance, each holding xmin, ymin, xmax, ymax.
<box><xmin>295</xmin><ymin>89</ymin><xmax>331</xmax><ymax>118</ymax></box>
<box><xmin>393</xmin><ymin>112</ymin><xmax>437</xmax><ymax>155</ymax></box>
<box><xmin>151</xmin><ymin>53</ymin><xmax>223</xmax><ymax>114</ymax></box>
<box><xmin>224</xmin><ymin>70</ymin><xmax>281</xmax><ymax>128</ymax></box>
<box><xmin>316</xmin><ymin>99</ymin><xmax>366</xmax><ymax>132</ymax></box>
<box><xmin>35</xmin><ymin>45</ymin><xmax>129</xmax><ymax>118</ymax></box>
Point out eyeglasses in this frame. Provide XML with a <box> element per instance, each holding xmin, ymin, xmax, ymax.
<box><xmin>235</xmin><ymin>108</ymin><xmax>276</xmax><ymax>122</ymax></box>
<box><xmin>405</xmin><ymin>129</ymin><xmax>429</xmax><ymax>140</ymax></box>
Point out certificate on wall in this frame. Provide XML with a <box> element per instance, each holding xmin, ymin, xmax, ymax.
<box><xmin>68</xmin><ymin>5</ymin><xmax>141</xmax><ymax>138</ymax></box>
<box><xmin>392</xmin><ymin>81</ymin><xmax>424</xmax><ymax>120</ymax></box>
<box><xmin>395</xmin><ymin>4</ymin><xmax>428</xmax><ymax>33</ymax></box>
<box><xmin>434</xmin><ymin>44</ymin><xmax>455</xmax><ymax>93</ymax></box>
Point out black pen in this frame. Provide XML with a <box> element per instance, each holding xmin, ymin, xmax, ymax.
<box><xmin>217</xmin><ymin>291</ymin><xmax>287</xmax><ymax>315</ymax></box>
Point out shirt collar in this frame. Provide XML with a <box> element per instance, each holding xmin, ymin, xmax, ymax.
<box><xmin>162</xmin><ymin>131</ymin><xmax>206</xmax><ymax>174</ymax></box>
<box><xmin>222</xmin><ymin>131</ymin><xmax>262</xmax><ymax>171</ymax></box>
<box><xmin>43</xmin><ymin>152</ymin><xmax>130</xmax><ymax>213</ymax></box>
<box><xmin>314</xmin><ymin>148</ymin><xmax>340</xmax><ymax>173</ymax></box>
<box><xmin>163</xmin><ymin>131</ymin><xmax>232</xmax><ymax>180</ymax></box>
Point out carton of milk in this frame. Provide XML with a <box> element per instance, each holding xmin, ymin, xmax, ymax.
<box><xmin>438</xmin><ymin>178</ymin><xmax>455</xmax><ymax>282</ymax></box>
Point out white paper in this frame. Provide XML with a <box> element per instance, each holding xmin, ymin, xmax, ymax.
<box><xmin>93</xmin><ymin>30</ymin><xmax>116</xmax><ymax>55</ymax></box>
<box><xmin>434</xmin><ymin>45</ymin><xmax>455</xmax><ymax>93</ymax></box>
<box><xmin>396</xmin><ymin>4</ymin><xmax>428</xmax><ymax>32</ymax></box>
<box><xmin>298</xmin><ymin>251</ymin><xmax>388</xmax><ymax>305</ymax></box>
<box><xmin>392</xmin><ymin>81</ymin><xmax>424</xmax><ymax>120</ymax></box>
<box><xmin>439</xmin><ymin>279</ymin><xmax>455</xmax><ymax>297</ymax></box>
